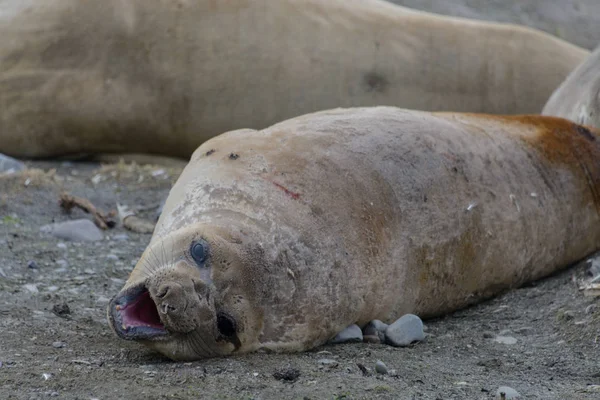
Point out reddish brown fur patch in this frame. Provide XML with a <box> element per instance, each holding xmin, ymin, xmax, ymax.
<box><xmin>498</xmin><ymin>115</ymin><xmax>600</xmax><ymax>213</ymax></box>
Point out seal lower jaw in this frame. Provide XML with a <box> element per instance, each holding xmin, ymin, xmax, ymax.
<box><xmin>108</xmin><ymin>282</ymin><xmax>169</xmax><ymax>341</ymax></box>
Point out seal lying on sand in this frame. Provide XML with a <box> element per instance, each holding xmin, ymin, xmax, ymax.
<box><xmin>543</xmin><ymin>45</ymin><xmax>600</xmax><ymax>129</ymax></box>
<box><xmin>108</xmin><ymin>106</ymin><xmax>600</xmax><ymax>360</ymax></box>
<box><xmin>0</xmin><ymin>0</ymin><xmax>587</xmax><ymax>159</ymax></box>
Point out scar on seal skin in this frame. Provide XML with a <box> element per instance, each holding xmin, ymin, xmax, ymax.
<box><xmin>108</xmin><ymin>106</ymin><xmax>600</xmax><ymax>361</ymax></box>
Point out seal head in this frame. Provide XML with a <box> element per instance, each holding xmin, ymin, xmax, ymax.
<box><xmin>108</xmin><ymin>224</ymin><xmax>261</xmax><ymax>360</ymax></box>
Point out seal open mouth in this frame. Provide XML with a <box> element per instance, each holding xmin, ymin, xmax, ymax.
<box><xmin>109</xmin><ymin>283</ymin><xmax>168</xmax><ymax>340</ymax></box>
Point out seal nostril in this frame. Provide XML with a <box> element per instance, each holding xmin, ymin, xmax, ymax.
<box><xmin>217</xmin><ymin>312</ymin><xmax>236</xmax><ymax>337</ymax></box>
<box><xmin>157</xmin><ymin>285</ymin><xmax>170</xmax><ymax>299</ymax></box>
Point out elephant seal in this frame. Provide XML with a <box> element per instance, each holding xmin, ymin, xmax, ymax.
<box><xmin>0</xmin><ymin>0</ymin><xmax>588</xmax><ymax>159</ymax></box>
<box><xmin>543</xmin><ymin>44</ymin><xmax>600</xmax><ymax>129</ymax></box>
<box><xmin>108</xmin><ymin>106</ymin><xmax>600</xmax><ymax>360</ymax></box>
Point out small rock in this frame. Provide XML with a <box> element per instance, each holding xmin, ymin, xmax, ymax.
<box><xmin>52</xmin><ymin>341</ymin><xmax>65</xmax><ymax>349</ymax></box>
<box><xmin>375</xmin><ymin>360</ymin><xmax>388</xmax><ymax>375</ymax></box>
<box><xmin>495</xmin><ymin>386</ymin><xmax>521</xmax><ymax>399</ymax></box>
<box><xmin>40</xmin><ymin>219</ymin><xmax>103</xmax><ymax>242</ymax></box>
<box><xmin>585</xmin><ymin>304</ymin><xmax>597</xmax><ymax>314</ymax></box>
<box><xmin>482</xmin><ymin>331</ymin><xmax>494</xmax><ymax>339</ymax></box>
<box><xmin>112</xmin><ymin>233</ymin><xmax>130</xmax><ymax>242</ymax></box>
<box><xmin>56</xmin><ymin>242</ymin><xmax>67</xmax><ymax>249</ymax></box>
<box><xmin>557</xmin><ymin>310</ymin><xmax>575</xmax><ymax>321</ymax></box>
<box><xmin>329</xmin><ymin>324</ymin><xmax>363</xmax><ymax>344</ymax></box>
<box><xmin>106</xmin><ymin>254</ymin><xmax>119</xmax><ymax>262</ymax></box>
<box><xmin>95</xmin><ymin>296</ymin><xmax>110</xmax><ymax>305</ymax></box>
<box><xmin>356</xmin><ymin>363</ymin><xmax>369</xmax><ymax>376</ymax></box>
<box><xmin>0</xmin><ymin>153</ymin><xmax>26</xmax><ymax>174</ymax></box>
<box><xmin>363</xmin><ymin>334</ymin><xmax>381</xmax><ymax>344</ymax></box>
<box><xmin>317</xmin><ymin>359</ymin><xmax>338</xmax><ymax>367</ymax></box>
<box><xmin>50</xmin><ymin>393</ymin><xmax>59</xmax><ymax>398</ymax></box>
<box><xmin>273</xmin><ymin>367</ymin><xmax>301</xmax><ymax>382</ymax></box>
<box><xmin>23</xmin><ymin>284</ymin><xmax>39</xmax><ymax>293</ymax></box>
<box><xmin>55</xmin><ymin>259</ymin><xmax>69</xmax><ymax>268</ymax></box>
<box><xmin>494</xmin><ymin>336</ymin><xmax>518</xmax><ymax>345</ymax></box>
<box><xmin>27</xmin><ymin>260</ymin><xmax>39</xmax><ymax>269</ymax></box>
<box><xmin>363</xmin><ymin>320</ymin><xmax>388</xmax><ymax>342</ymax></box>
<box><xmin>52</xmin><ymin>303</ymin><xmax>71</xmax><ymax>317</ymax></box>
<box><xmin>385</xmin><ymin>314</ymin><xmax>425</xmax><ymax>347</ymax></box>
<box><xmin>587</xmin><ymin>258</ymin><xmax>600</xmax><ymax>278</ymax></box>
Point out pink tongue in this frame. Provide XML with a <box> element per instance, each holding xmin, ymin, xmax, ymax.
<box><xmin>122</xmin><ymin>291</ymin><xmax>164</xmax><ymax>329</ymax></box>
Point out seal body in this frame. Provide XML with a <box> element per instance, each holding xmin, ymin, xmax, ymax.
<box><xmin>0</xmin><ymin>0</ymin><xmax>587</xmax><ymax>158</ymax></box>
<box><xmin>109</xmin><ymin>107</ymin><xmax>600</xmax><ymax>360</ymax></box>
<box><xmin>543</xmin><ymin>44</ymin><xmax>600</xmax><ymax>129</ymax></box>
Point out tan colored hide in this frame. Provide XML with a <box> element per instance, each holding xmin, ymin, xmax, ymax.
<box><xmin>0</xmin><ymin>0</ymin><xmax>588</xmax><ymax>158</ymax></box>
<box><xmin>110</xmin><ymin>107</ymin><xmax>600</xmax><ymax>359</ymax></box>
<box><xmin>543</xmin><ymin>44</ymin><xmax>600</xmax><ymax>129</ymax></box>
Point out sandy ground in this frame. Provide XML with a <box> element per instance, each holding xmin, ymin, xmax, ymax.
<box><xmin>2</xmin><ymin>1</ymin><xmax>600</xmax><ymax>400</ymax></box>
<box><xmin>0</xmin><ymin>161</ymin><xmax>599</xmax><ymax>400</ymax></box>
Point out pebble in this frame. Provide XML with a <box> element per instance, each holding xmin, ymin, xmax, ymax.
<box><xmin>329</xmin><ymin>324</ymin><xmax>363</xmax><ymax>344</ymax></box>
<box><xmin>52</xmin><ymin>341</ymin><xmax>65</xmax><ymax>348</ymax></box>
<box><xmin>375</xmin><ymin>360</ymin><xmax>388</xmax><ymax>375</ymax></box>
<box><xmin>52</xmin><ymin>303</ymin><xmax>71</xmax><ymax>317</ymax></box>
<box><xmin>363</xmin><ymin>335</ymin><xmax>381</xmax><ymax>344</ymax></box>
<box><xmin>112</xmin><ymin>233</ymin><xmax>130</xmax><ymax>242</ymax></box>
<box><xmin>363</xmin><ymin>320</ymin><xmax>388</xmax><ymax>342</ymax></box>
<box><xmin>317</xmin><ymin>359</ymin><xmax>338</xmax><ymax>367</ymax></box>
<box><xmin>27</xmin><ymin>260</ymin><xmax>39</xmax><ymax>269</ymax></box>
<box><xmin>482</xmin><ymin>331</ymin><xmax>494</xmax><ymax>339</ymax></box>
<box><xmin>585</xmin><ymin>304</ymin><xmax>597</xmax><ymax>314</ymax></box>
<box><xmin>57</xmin><ymin>242</ymin><xmax>67</xmax><ymax>249</ymax></box>
<box><xmin>40</xmin><ymin>219</ymin><xmax>103</xmax><ymax>242</ymax></box>
<box><xmin>95</xmin><ymin>296</ymin><xmax>110</xmax><ymax>305</ymax></box>
<box><xmin>494</xmin><ymin>336</ymin><xmax>518</xmax><ymax>345</ymax></box>
<box><xmin>495</xmin><ymin>386</ymin><xmax>521</xmax><ymax>399</ymax></box>
<box><xmin>106</xmin><ymin>254</ymin><xmax>119</xmax><ymax>262</ymax></box>
<box><xmin>23</xmin><ymin>284</ymin><xmax>39</xmax><ymax>293</ymax></box>
<box><xmin>384</xmin><ymin>314</ymin><xmax>425</xmax><ymax>347</ymax></box>
<box><xmin>0</xmin><ymin>153</ymin><xmax>26</xmax><ymax>174</ymax></box>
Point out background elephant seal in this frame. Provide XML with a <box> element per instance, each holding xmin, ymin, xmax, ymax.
<box><xmin>0</xmin><ymin>0</ymin><xmax>588</xmax><ymax>159</ymax></box>
<box><xmin>543</xmin><ymin>44</ymin><xmax>600</xmax><ymax>129</ymax></box>
<box><xmin>108</xmin><ymin>106</ymin><xmax>600</xmax><ymax>361</ymax></box>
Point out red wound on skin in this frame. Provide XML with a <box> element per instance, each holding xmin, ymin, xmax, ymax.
<box><xmin>272</xmin><ymin>182</ymin><xmax>301</xmax><ymax>200</ymax></box>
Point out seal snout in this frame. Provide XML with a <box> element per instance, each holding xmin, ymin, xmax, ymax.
<box><xmin>155</xmin><ymin>283</ymin><xmax>188</xmax><ymax>317</ymax></box>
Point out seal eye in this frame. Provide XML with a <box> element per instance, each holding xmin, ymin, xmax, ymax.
<box><xmin>190</xmin><ymin>241</ymin><xmax>208</xmax><ymax>265</ymax></box>
<box><xmin>217</xmin><ymin>312</ymin><xmax>237</xmax><ymax>337</ymax></box>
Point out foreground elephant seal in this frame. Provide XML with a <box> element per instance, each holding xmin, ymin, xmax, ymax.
<box><xmin>0</xmin><ymin>0</ymin><xmax>588</xmax><ymax>159</ymax></box>
<box><xmin>108</xmin><ymin>107</ymin><xmax>600</xmax><ymax>360</ymax></box>
<box><xmin>543</xmin><ymin>44</ymin><xmax>600</xmax><ymax>129</ymax></box>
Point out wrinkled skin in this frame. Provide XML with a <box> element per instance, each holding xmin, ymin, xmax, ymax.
<box><xmin>109</xmin><ymin>107</ymin><xmax>600</xmax><ymax>360</ymax></box>
<box><xmin>543</xmin><ymin>44</ymin><xmax>600</xmax><ymax>130</ymax></box>
<box><xmin>0</xmin><ymin>0</ymin><xmax>588</xmax><ymax>158</ymax></box>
